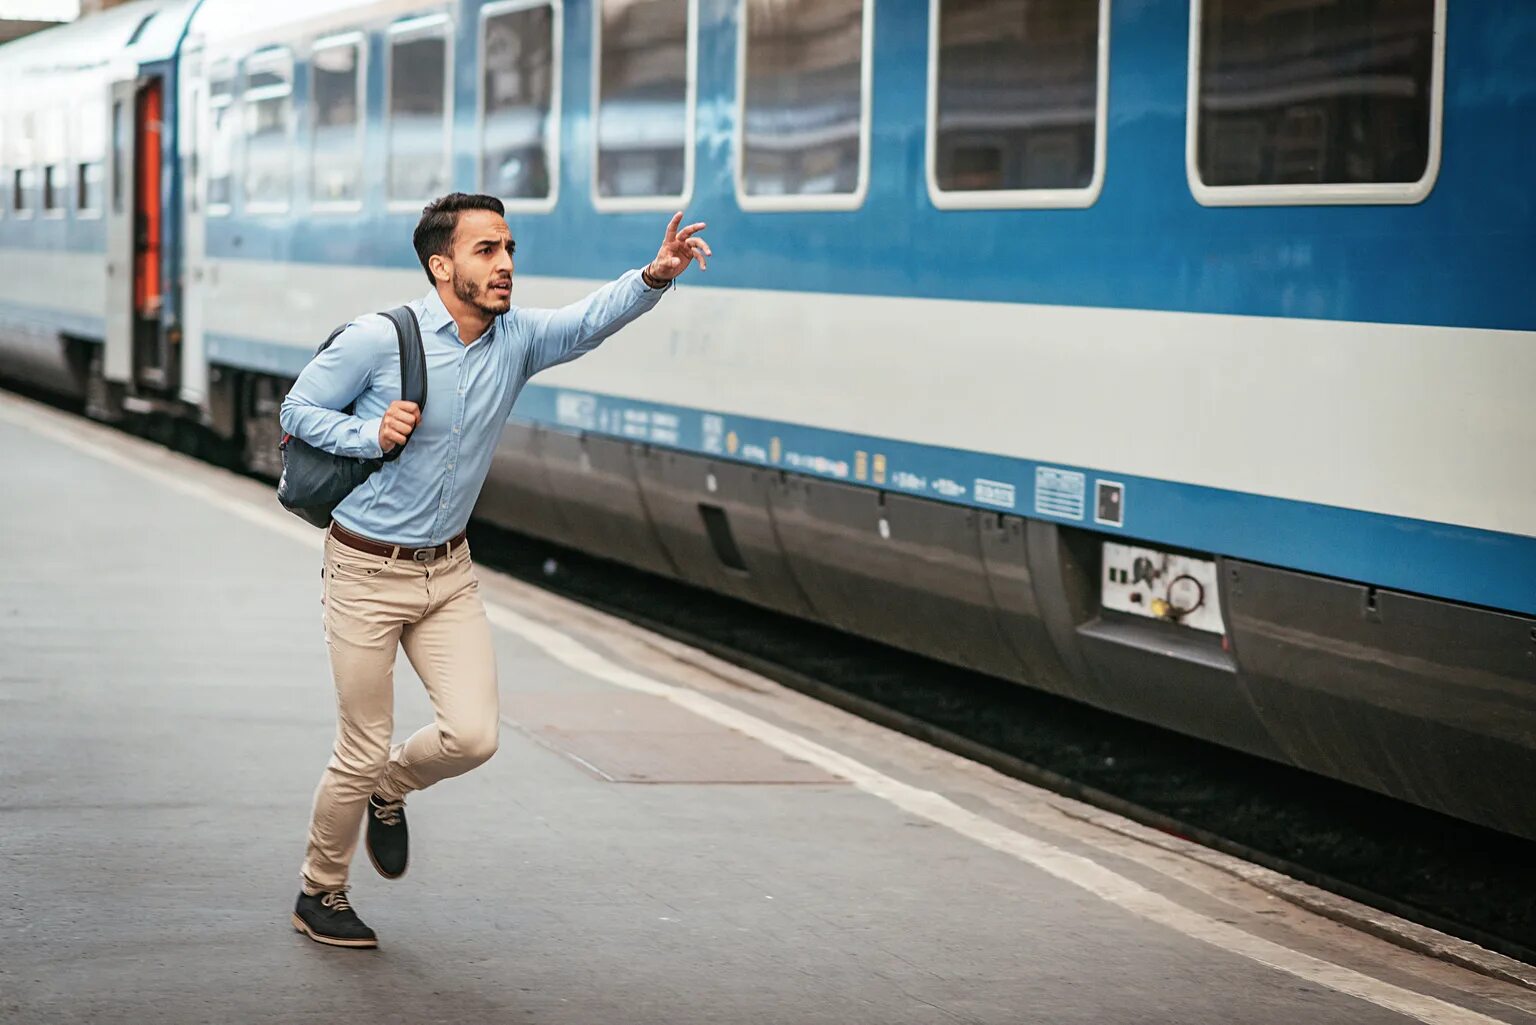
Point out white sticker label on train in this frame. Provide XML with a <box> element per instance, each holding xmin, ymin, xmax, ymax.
<box><xmin>1034</xmin><ymin>467</ymin><xmax>1086</xmax><ymax>520</ymax></box>
<box><xmin>974</xmin><ymin>479</ymin><xmax>1017</xmax><ymax>509</ymax></box>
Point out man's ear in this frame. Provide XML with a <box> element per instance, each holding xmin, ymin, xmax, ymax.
<box><xmin>428</xmin><ymin>253</ymin><xmax>452</xmax><ymax>283</ymax></box>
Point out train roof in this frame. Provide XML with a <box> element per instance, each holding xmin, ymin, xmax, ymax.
<box><xmin>186</xmin><ymin>0</ymin><xmax>429</xmax><ymax>54</ymax></box>
<box><xmin>0</xmin><ymin>0</ymin><xmax>197</xmax><ymax>75</ymax></box>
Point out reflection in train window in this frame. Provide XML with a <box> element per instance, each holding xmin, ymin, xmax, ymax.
<box><xmin>1196</xmin><ymin>0</ymin><xmax>1437</xmax><ymax>189</ymax></box>
<box><xmin>595</xmin><ymin>0</ymin><xmax>691</xmax><ymax>204</ymax></box>
<box><xmin>312</xmin><ymin>36</ymin><xmax>365</xmax><ymax>206</ymax></box>
<box><xmin>77</xmin><ymin>103</ymin><xmax>106</xmax><ymax>215</ymax></box>
<box><xmin>480</xmin><ymin>1</ymin><xmax>557</xmax><ymax>205</ymax></box>
<box><xmin>931</xmin><ymin>0</ymin><xmax>1103</xmax><ymax>200</ymax></box>
<box><xmin>739</xmin><ymin>0</ymin><xmax>867</xmax><ymax>204</ymax></box>
<box><xmin>243</xmin><ymin>48</ymin><xmax>293</xmax><ymax>210</ymax></box>
<box><xmin>388</xmin><ymin>16</ymin><xmax>451</xmax><ymax>203</ymax></box>
<box><xmin>206</xmin><ymin>62</ymin><xmax>236</xmax><ymax>214</ymax></box>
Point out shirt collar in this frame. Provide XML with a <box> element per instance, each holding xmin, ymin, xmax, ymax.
<box><xmin>419</xmin><ymin>288</ymin><xmax>456</xmax><ymax>338</ymax></box>
<box><xmin>419</xmin><ymin>288</ymin><xmax>499</xmax><ymax>346</ymax></box>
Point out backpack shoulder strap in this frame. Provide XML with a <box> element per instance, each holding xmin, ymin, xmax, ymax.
<box><xmin>316</xmin><ymin>322</ymin><xmax>349</xmax><ymax>354</ymax></box>
<box><xmin>379</xmin><ymin>306</ymin><xmax>427</xmax><ymax>462</ymax></box>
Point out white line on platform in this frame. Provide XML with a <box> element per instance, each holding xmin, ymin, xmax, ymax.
<box><xmin>0</xmin><ymin>393</ymin><xmax>1509</xmax><ymax>1025</ymax></box>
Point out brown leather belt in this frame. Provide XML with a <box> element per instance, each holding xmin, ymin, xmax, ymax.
<box><xmin>329</xmin><ymin>522</ymin><xmax>467</xmax><ymax>563</ymax></box>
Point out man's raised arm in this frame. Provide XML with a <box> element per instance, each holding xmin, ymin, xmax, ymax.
<box><xmin>521</xmin><ymin>213</ymin><xmax>711</xmax><ymax>376</ymax></box>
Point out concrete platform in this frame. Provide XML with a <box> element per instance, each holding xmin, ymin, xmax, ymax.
<box><xmin>1</xmin><ymin>391</ymin><xmax>1533</xmax><ymax>1025</ymax></box>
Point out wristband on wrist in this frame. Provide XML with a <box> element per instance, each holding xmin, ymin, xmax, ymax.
<box><xmin>641</xmin><ymin>267</ymin><xmax>669</xmax><ymax>290</ymax></box>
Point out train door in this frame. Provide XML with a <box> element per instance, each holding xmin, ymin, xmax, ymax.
<box><xmin>104</xmin><ymin>74</ymin><xmax>175</xmax><ymax>396</ymax></box>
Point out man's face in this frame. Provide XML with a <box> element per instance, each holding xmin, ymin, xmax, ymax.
<box><xmin>441</xmin><ymin>209</ymin><xmax>515</xmax><ymax>316</ymax></box>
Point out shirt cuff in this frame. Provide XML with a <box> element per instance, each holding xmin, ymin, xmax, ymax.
<box><xmin>636</xmin><ymin>267</ymin><xmax>673</xmax><ymax>296</ymax></box>
<box><xmin>357</xmin><ymin>416</ymin><xmax>385</xmax><ymax>460</ymax></box>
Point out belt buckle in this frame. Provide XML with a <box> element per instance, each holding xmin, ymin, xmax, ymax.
<box><xmin>412</xmin><ymin>548</ymin><xmax>436</xmax><ymax>563</ymax></box>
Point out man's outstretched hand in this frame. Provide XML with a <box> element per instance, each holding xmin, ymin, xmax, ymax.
<box><xmin>645</xmin><ymin>212</ymin><xmax>711</xmax><ymax>286</ymax></box>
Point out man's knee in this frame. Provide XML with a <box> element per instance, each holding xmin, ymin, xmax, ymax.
<box><xmin>445</xmin><ymin>720</ymin><xmax>499</xmax><ymax>768</ymax></box>
<box><xmin>333</xmin><ymin>726</ymin><xmax>392</xmax><ymax>782</ymax></box>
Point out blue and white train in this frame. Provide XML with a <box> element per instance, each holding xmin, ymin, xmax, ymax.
<box><xmin>1</xmin><ymin>0</ymin><xmax>1532</xmax><ymax>838</ymax></box>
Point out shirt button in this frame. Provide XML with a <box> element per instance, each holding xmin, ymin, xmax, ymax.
<box><xmin>452</xmin><ymin>426</ymin><xmax>460</xmax><ymax>434</ymax></box>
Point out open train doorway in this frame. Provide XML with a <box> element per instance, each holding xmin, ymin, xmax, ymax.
<box><xmin>103</xmin><ymin>74</ymin><xmax>174</xmax><ymax>400</ymax></box>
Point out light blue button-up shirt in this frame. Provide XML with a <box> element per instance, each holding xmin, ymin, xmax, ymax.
<box><xmin>279</xmin><ymin>268</ymin><xmax>666</xmax><ymax>546</ymax></box>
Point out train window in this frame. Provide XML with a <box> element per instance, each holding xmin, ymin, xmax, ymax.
<box><xmin>76</xmin><ymin>103</ymin><xmax>106</xmax><ymax>216</ymax></box>
<box><xmin>928</xmin><ymin>0</ymin><xmax>1108</xmax><ymax>209</ymax></box>
<box><xmin>43</xmin><ymin>166</ymin><xmax>65</xmax><ymax>214</ymax></box>
<box><xmin>388</xmin><ymin>15</ymin><xmax>452</xmax><ymax>204</ymax></box>
<box><xmin>1190</xmin><ymin>0</ymin><xmax>1444</xmax><ymax>206</ymax></box>
<box><xmin>11</xmin><ymin>169</ymin><xmax>31</xmax><ymax>217</ymax></box>
<box><xmin>110</xmin><ymin>101</ymin><xmax>124</xmax><ymax>215</ymax></box>
<box><xmin>479</xmin><ymin>1</ymin><xmax>558</xmax><ymax>208</ymax></box>
<box><xmin>206</xmin><ymin>61</ymin><xmax>236</xmax><ymax>215</ymax></box>
<box><xmin>593</xmin><ymin>0</ymin><xmax>694</xmax><ymax>208</ymax></box>
<box><xmin>40</xmin><ymin>110</ymin><xmax>66</xmax><ymax>216</ymax></box>
<box><xmin>311</xmin><ymin>35</ymin><xmax>366</xmax><ymax>208</ymax></box>
<box><xmin>243</xmin><ymin>47</ymin><xmax>293</xmax><ymax>211</ymax></box>
<box><xmin>13</xmin><ymin>114</ymin><xmax>35</xmax><ymax>218</ymax></box>
<box><xmin>737</xmin><ymin>0</ymin><xmax>871</xmax><ymax>210</ymax></box>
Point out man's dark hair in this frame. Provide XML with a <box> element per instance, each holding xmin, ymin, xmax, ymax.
<box><xmin>413</xmin><ymin>193</ymin><xmax>507</xmax><ymax>284</ymax></box>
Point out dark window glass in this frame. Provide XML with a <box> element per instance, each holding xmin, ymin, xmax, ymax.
<box><xmin>596</xmin><ymin>0</ymin><xmax>688</xmax><ymax>200</ymax></box>
<box><xmin>78</xmin><ymin>162</ymin><xmax>104</xmax><ymax>212</ymax></box>
<box><xmin>1197</xmin><ymin>0</ymin><xmax>1435</xmax><ymax>187</ymax></box>
<box><xmin>312</xmin><ymin>41</ymin><xmax>363</xmax><ymax>203</ymax></box>
<box><xmin>481</xmin><ymin>4</ymin><xmax>555</xmax><ymax>201</ymax></box>
<box><xmin>389</xmin><ymin>24</ymin><xmax>449</xmax><ymax>200</ymax></box>
<box><xmin>43</xmin><ymin>165</ymin><xmax>64</xmax><ymax>211</ymax></box>
<box><xmin>934</xmin><ymin>0</ymin><xmax>1101</xmax><ymax>193</ymax></box>
<box><xmin>13</xmin><ymin>168</ymin><xmax>30</xmax><ymax>213</ymax></box>
<box><xmin>741</xmin><ymin>0</ymin><xmax>864</xmax><ymax>198</ymax></box>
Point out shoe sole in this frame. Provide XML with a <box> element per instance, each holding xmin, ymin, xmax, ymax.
<box><xmin>291</xmin><ymin>913</ymin><xmax>378</xmax><ymax>949</ymax></box>
<box><xmin>366</xmin><ymin>839</ymin><xmax>408</xmax><ymax>881</ymax></box>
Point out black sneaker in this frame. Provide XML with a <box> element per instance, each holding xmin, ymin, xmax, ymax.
<box><xmin>292</xmin><ymin>890</ymin><xmax>377</xmax><ymax>949</ymax></box>
<box><xmin>366</xmin><ymin>794</ymin><xmax>409</xmax><ymax>880</ymax></box>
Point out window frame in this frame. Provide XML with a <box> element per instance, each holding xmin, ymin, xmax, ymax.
<box><xmin>241</xmin><ymin>45</ymin><xmax>296</xmax><ymax>214</ymax></box>
<box><xmin>924</xmin><ymin>0</ymin><xmax>1110</xmax><ymax>210</ymax></box>
<box><xmin>309</xmin><ymin>31</ymin><xmax>369</xmax><ymax>214</ymax></box>
<box><xmin>733</xmin><ymin>0</ymin><xmax>876</xmax><ymax>213</ymax></box>
<box><xmin>12</xmin><ymin>113</ymin><xmax>35</xmax><ymax>221</ymax></box>
<box><xmin>42</xmin><ymin>163</ymin><xmax>68</xmax><ymax>218</ymax></box>
<box><xmin>205</xmin><ymin>58</ymin><xmax>238</xmax><ymax>218</ymax></box>
<box><xmin>590</xmin><ymin>0</ymin><xmax>697</xmax><ymax>213</ymax></box>
<box><xmin>476</xmin><ymin>0</ymin><xmax>562</xmax><ymax>214</ymax></box>
<box><xmin>75</xmin><ymin>100</ymin><xmax>107</xmax><ymax>219</ymax></box>
<box><xmin>386</xmin><ymin>11</ymin><xmax>455</xmax><ymax>212</ymax></box>
<box><xmin>39</xmin><ymin>109</ymin><xmax>67</xmax><ymax>219</ymax></box>
<box><xmin>1185</xmin><ymin>0</ymin><xmax>1447</xmax><ymax>207</ymax></box>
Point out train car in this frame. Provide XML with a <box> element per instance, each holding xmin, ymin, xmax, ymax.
<box><xmin>1</xmin><ymin>0</ymin><xmax>1533</xmax><ymax>839</ymax></box>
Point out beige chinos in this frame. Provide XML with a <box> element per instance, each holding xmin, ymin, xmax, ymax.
<box><xmin>301</xmin><ymin>529</ymin><xmax>499</xmax><ymax>893</ymax></box>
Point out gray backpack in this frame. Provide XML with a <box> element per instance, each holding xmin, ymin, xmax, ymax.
<box><xmin>276</xmin><ymin>307</ymin><xmax>427</xmax><ymax>528</ymax></box>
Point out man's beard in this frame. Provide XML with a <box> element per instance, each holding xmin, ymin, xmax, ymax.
<box><xmin>452</xmin><ymin>270</ymin><xmax>511</xmax><ymax>316</ymax></box>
